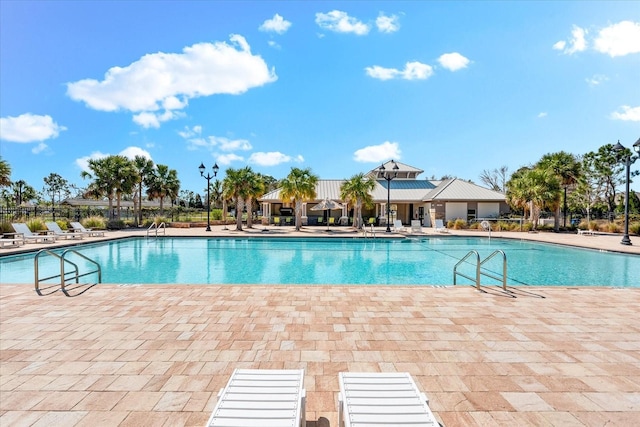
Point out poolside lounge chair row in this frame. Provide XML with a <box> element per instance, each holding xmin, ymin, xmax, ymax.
<box><xmin>2</xmin><ymin>222</ymin><xmax>106</xmax><ymax>247</ymax></box>
<box><xmin>206</xmin><ymin>369</ymin><xmax>440</xmax><ymax>427</ymax></box>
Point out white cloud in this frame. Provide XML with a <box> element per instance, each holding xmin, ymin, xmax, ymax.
<box><xmin>75</xmin><ymin>151</ymin><xmax>109</xmax><ymax>173</ymax></box>
<box><xmin>365</xmin><ymin>62</ymin><xmax>433</xmax><ymax>80</ymax></box>
<box><xmin>437</xmin><ymin>52</ymin><xmax>470</xmax><ymax>71</ymax></box>
<box><xmin>537</xmin><ymin>112</ymin><xmax>548</xmax><ymax>118</ymax></box>
<box><xmin>178</xmin><ymin>125</ymin><xmax>202</xmax><ymax>139</ymax></box>
<box><xmin>32</xmin><ymin>142</ymin><xmax>48</xmax><ymax>154</ymax></box>
<box><xmin>315</xmin><ymin>10</ymin><xmax>370</xmax><ymax>35</ymax></box>
<box><xmin>217</xmin><ymin>153</ymin><xmax>245</xmax><ymax>165</ymax></box>
<box><xmin>376</xmin><ymin>13</ymin><xmax>399</xmax><ymax>33</ymax></box>
<box><xmin>249</xmin><ymin>151</ymin><xmax>303</xmax><ymax>166</ymax></box>
<box><xmin>0</xmin><ymin>113</ymin><xmax>67</xmax><ymax>143</ymax></box>
<box><xmin>209</xmin><ymin>136</ymin><xmax>252</xmax><ymax>151</ymax></box>
<box><xmin>75</xmin><ymin>147</ymin><xmax>153</xmax><ymax>173</ymax></box>
<box><xmin>553</xmin><ymin>25</ymin><xmax>587</xmax><ymax>55</ymax></box>
<box><xmin>119</xmin><ymin>146</ymin><xmax>153</xmax><ymax>160</ymax></box>
<box><xmin>594</xmin><ymin>21</ymin><xmax>640</xmax><ymax>57</ymax></box>
<box><xmin>585</xmin><ymin>74</ymin><xmax>608</xmax><ymax>86</ymax></box>
<box><xmin>66</xmin><ymin>35</ymin><xmax>277</xmax><ymax>128</ymax></box>
<box><xmin>259</xmin><ymin>14</ymin><xmax>291</xmax><ymax>34</ymax></box>
<box><xmin>353</xmin><ymin>141</ymin><xmax>401</xmax><ymax>163</ymax></box>
<box><xmin>610</xmin><ymin>105</ymin><xmax>640</xmax><ymax>122</ymax></box>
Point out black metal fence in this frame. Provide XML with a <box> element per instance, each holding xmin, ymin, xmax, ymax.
<box><xmin>0</xmin><ymin>207</ymin><xmax>212</xmax><ymax>224</ymax></box>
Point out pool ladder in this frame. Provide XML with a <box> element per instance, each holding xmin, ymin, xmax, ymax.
<box><xmin>34</xmin><ymin>249</ymin><xmax>102</xmax><ymax>296</ymax></box>
<box><xmin>146</xmin><ymin>221</ymin><xmax>166</xmax><ymax>238</ymax></box>
<box><xmin>453</xmin><ymin>250</ymin><xmax>507</xmax><ymax>290</ymax></box>
<box><xmin>362</xmin><ymin>224</ymin><xmax>376</xmax><ymax>238</ymax></box>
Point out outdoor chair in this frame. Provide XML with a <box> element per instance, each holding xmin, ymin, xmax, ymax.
<box><xmin>411</xmin><ymin>220</ymin><xmax>422</xmax><ymax>233</ymax></box>
<box><xmin>338</xmin><ymin>372</ymin><xmax>439</xmax><ymax>427</ymax></box>
<box><xmin>434</xmin><ymin>219</ymin><xmax>449</xmax><ymax>233</ymax></box>
<box><xmin>206</xmin><ymin>368</ymin><xmax>305</xmax><ymax>427</ymax></box>
<box><xmin>0</xmin><ymin>234</ymin><xmax>25</xmax><ymax>248</ymax></box>
<box><xmin>393</xmin><ymin>220</ymin><xmax>405</xmax><ymax>232</ymax></box>
<box><xmin>46</xmin><ymin>222</ymin><xmax>85</xmax><ymax>240</ymax></box>
<box><xmin>70</xmin><ymin>222</ymin><xmax>105</xmax><ymax>237</ymax></box>
<box><xmin>273</xmin><ymin>216</ymin><xmax>281</xmax><ymax>226</ymax></box>
<box><xmin>11</xmin><ymin>223</ymin><xmax>57</xmax><ymax>243</ymax></box>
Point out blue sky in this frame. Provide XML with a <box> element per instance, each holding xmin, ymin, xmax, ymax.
<box><xmin>1</xmin><ymin>1</ymin><xmax>639</xmax><ymax>197</ymax></box>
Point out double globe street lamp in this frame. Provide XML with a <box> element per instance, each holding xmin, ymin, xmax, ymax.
<box><xmin>199</xmin><ymin>162</ymin><xmax>219</xmax><ymax>232</ymax></box>
<box><xmin>613</xmin><ymin>138</ymin><xmax>640</xmax><ymax>246</ymax></box>
<box><xmin>379</xmin><ymin>160</ymin><xmax>399</xmax><ymax>232</ymax></box>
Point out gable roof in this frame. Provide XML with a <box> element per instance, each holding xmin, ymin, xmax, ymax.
<box><xmin>424</xmin><ymin>178</ymin><xmax>506</xmax><ymax>202</ymax></box>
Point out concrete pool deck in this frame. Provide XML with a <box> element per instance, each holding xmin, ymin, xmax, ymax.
<box><xmin>1</xmin><ymin>225</ymin><xmax>639</xmax><ymax>426</ymax></box>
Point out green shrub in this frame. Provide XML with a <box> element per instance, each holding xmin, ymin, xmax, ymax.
<box><xmin>0</xmin><ymin>222</ymin><xmax>13</xmax><ymax>233</ymax></box>
<box><xmin>452</xmin><ymin>218</ymin><xmax>467</xmax><ymax>230</ymax></box>
<box><xmin>606</xmin><ymin>222</ymin><xmax>621</xmax><ymax>233</ymax></box>
<box><xmin>27</xmin><ymin>218</ymin><xmax>47</xmax><ymax>232</ymax></box>
<box><xmin>629</xmin><ymin>222</ymin><xmax>640</xmax><ymax>235</ymax></box>
<box><xmin>211</xmin><ymin>209</ymin><xmax>223</xmax><ymax>220</ymax></box>
<box><xmin>521</xmin><ymin>222</ymin><xmax>533</xmax><ymax>232</ymax></box>
<box><xmin>83</xmin><ymin>216</ymin><xmax>106</xmax><ymax>229</ymax></box>
<box><xmin>106</xmin><ymin>219</ymin><xmax>126</xmax><ymax>230</ymax></box>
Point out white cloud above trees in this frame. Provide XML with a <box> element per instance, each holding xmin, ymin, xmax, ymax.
<box><xmin>353</xmin><ymin>141</ymin><xmax>401</xmax><ymax>163</ymax></box>
<box><xmin>259</xmin><ymin>14</ymin><xmax>292</xmax><ymax>34</ymax></box>
<box><xmin>66</xmin><ymin>35</ymin><xmax>276</xmax><ymax>128</ymax></box>
<box><xmin>0</xmin><ymin>113</ymin><xmax>66</xmax><ymax>143</ymax></box>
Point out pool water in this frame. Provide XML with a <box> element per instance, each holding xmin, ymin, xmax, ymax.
<box><xmin>1</xmin><ymin>237</ymin><xmax>638</xmax><ymax>287</ymax></box>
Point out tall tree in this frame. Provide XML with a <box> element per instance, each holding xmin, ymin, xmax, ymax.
<box><xmin>537</xmin><ymin>151</ymin><xmax>581</xmax><ymax>230</ymax></box>
<box><xmin>479</xmin><ymin>166</ymin><xmax>509</xmax><ymax>193</ymax></box>
<box><xmin>279</xmin><ymin>167</ymin><xmax>319</xmax><ymax>231</ymax></box>
<box><xmin>243</xmin><ymin>168</ymin><xmax>265</xmax><ymax>229</ymax></box>
<box><xmin>0</xmin><ymin>157</ymin><xmax>11</xmax><ymax>188</ymax></box>
<box><xmin>340</xmin><ymin>173</ymin><xmax>376</xmax><ymax>229</ymax></box>
<box><xmin>81</xmin><ymin>155</ymin><xmax>136</xmax><ymax>220</ymax></box>
<box><xmin>43</xmin><ymin>173</ymin><xmax>69</xmax><ymax>219</ymax></box>
<box><xmin>583</xmin><ymin>144</ymin><xmax>626</xmax><ymax>218</ymax></box>
<box><xmin>133</xmin><ymin>155</ymin><xmax>155</xmax><ymax>226</ymax></box>
<box><xmin>222</xmin><ymin>167</ymin><xmax>252</xmax><ymax>231</ymax></box>
<box><xmin>506</xmin><ymin>167</ymin><xmax>561</xmax><ymax>230</ymax></box>
<box><xmin>11</xmin><ymin>180</ymin><xmax>37</xmax><ymax>206</ymax></box>
<box><xmin>147</xmin><ymin>164</ymin><xmax>180</xmax><ymax>215</ymax></box>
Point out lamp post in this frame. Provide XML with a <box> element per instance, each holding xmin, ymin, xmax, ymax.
<box><xmin>379</xmin><ymin>160</ymin><xmax>399</xmax><ymax>232</ymax></box>
<box><xmin>199</xmin><ymin>162</ymin><xmax>219</xmax><ymax>232</ymax></box>
<box><xmin>613</xmin><ymin>138</ymin><xmax>640</xmax><ymax>246</ymax></box>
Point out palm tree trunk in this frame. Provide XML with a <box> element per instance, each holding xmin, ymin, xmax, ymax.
<box><xmin>246</xmin><ymin>197</ymin><xmax>253</xmax><ymax>228</ymax></box>
<box><xmin>235</xmin><ymin>199</ymin><xmax>243</xmax><ymax>231</ymax></box>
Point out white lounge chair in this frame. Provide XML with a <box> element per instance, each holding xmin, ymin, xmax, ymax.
<box><xmin>206</xmin><ymin>368</ymin><xmax>305</xmax><ymax>427</ymax></box>
<box><xmin>577</xmin><ymin>228</ymin><xmax>596</xmax><ymax>236</ymax></box>
<box><xmin>45</xmin><ymin>222</ymin><xmax>85</xmax><ymax>240</ymax></box>
<box><xmin>70</xmin><ymin>222</ymin><xmax>105</xmax><ymax>237</ymax></box>
<box><xmin>411</xmin><ymin>220</ymin><xmax>422</xmax><ymax>233</ymax></box>
<box><xmin>434</xmin><ymin>219</ymin><xmax>449</xmax><ymax>233</ymax></box>
<box><xmin>11</xmin><ymin>223</ymin><xmax>57</xmax><ymax>243</ymax></box>
<box><xmin>338</xmin><ymin>372</ymin><xmax>439</xmax><ymax>427</ymax></box>
<box><xmin>1</xmin><ymin>234</ymin><xmax>25</xmax><ymax>248</ymax></box>
<box><xmin>393</xmin><ymin>220</ymin><xmax>405</xmax><ymax>232</ymax></box>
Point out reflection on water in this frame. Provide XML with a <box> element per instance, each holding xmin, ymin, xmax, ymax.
<box><xmin>1</xmin><ymin>237</ymin><xmax>638</xmax><ymax>287</ymax></box>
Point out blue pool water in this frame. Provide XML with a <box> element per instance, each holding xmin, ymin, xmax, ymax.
<box><xmin>1</xmin><ymin>237</ymin><xmax>638</xmax><ymax>287</ymax></box>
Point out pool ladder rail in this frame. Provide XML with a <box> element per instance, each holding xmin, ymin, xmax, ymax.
<box><xmin>146</xmin><ymin>221</ymin><xmax>166</xmax><ymax>238</ymax></box>
<box><xmin>453</xmin><ymin>250</ymin><xmax>507</xmax><ymax>290</ymax></box>
<box><xmin>362</xmin><ymin>224</ymin><xmax>376</xmax><ymax>238</ymax></box>
<box><xmin>34</xmin><ymin>249</ymin><xmax>102</xmax><ymax>296</ymax></box>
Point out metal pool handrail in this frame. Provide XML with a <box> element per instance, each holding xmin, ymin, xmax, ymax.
<box><xmin>34</xmin><ymin>249</ymin><xmax>101</xmax><ymax>296</ymax></box>
<box><xmin>454</xmin><ymin>250</ymin><xmax>507</xmax><ymax>290</ymax></box>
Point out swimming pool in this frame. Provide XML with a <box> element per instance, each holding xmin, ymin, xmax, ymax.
<box><xmin>1</xmin><ymin>237</ymin><xmax>638</xmax><ymax>287</ymax></box>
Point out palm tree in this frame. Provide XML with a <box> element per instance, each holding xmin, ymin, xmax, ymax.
<box><xmin>222</xmin><ymin>167</ymin><xmax>251</xmax><ymax>231</ymax></box>
<box><xmin>243</xmin><ymin>168</ymin><xmax>265</xmax><ymax>229</ymax></box>
<box><xmin>82</xmin><ymin>156</ymin><xmax>131</xmax><ymax>220</ymax></box>
<box><xmin>133</xmin><ymin>156</ymin><xmax>155</xmax><ymax>226</ymax></box>
<box><xmin>280</xmin><ymin>167</ymin><xmax>319</xmax><ymax>231</ymax></box>
<box><xmin>537</xmin><ymin>151</ymin><xmax>581</xmax><ymax>230</ymax></box>
<box><xmin>0</xmin><ymin>157</ymin><xmax>11</xmax><ymax>188</ymax></box>
<box><xmin>147</xmin><ymin>164</ymin><xmax>180</xmax><ymax>216</ymax></box>
<box><xmin>506</xmin><ymin>167</ymin><xmax>561</xmax><ymax>231</ymax></box>
<box><xmin>340</xmin><ymin>173</ymin><xmax>376</xmax><ymax>229</ymax></box>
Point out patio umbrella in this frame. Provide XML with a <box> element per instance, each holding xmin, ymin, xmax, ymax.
<box><xmin>310</xmin><ymin>199</ymin><xmax>344</xmax><ymax>231</ymax></box>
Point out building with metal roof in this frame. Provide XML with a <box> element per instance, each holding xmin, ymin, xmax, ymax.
<box><xmin>259</xmin><ymin>161</ymin><xmax>509</xmax><ymax>227</ymax></box>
